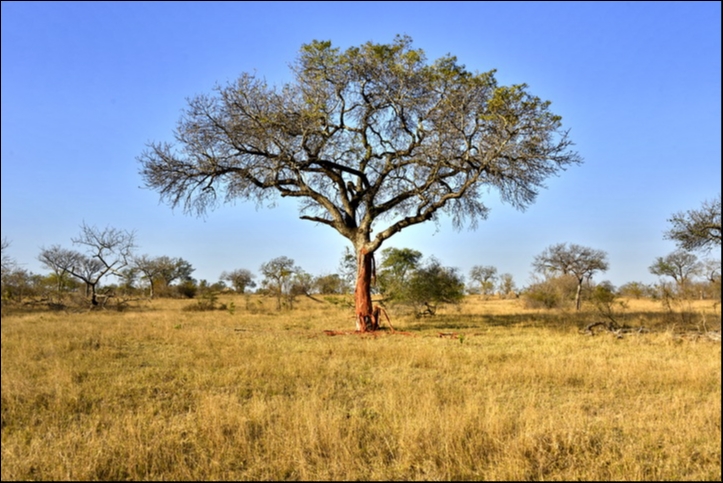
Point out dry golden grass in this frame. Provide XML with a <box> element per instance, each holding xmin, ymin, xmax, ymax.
<box><xmin>1</xmin><ymin>295</ymin><xmax>720</xmax><ymax>480</ymax></box>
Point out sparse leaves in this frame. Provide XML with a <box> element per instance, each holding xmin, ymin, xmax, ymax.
<box><xmin>665</xmin><ymin>194</ymin><xmax>721</xmax><ymax>252</ymax></box>
<box><xmin>138</xmin><ymin>35</ymin><xmax>581</xmax><ymax>328</ymax></box>
<box><xmin>533</xmin><ymin>243</ymin><xmax>609</xmax><ymax>310</ymax></box>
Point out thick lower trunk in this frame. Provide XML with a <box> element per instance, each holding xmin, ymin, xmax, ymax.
<box><xmin>354</xmin><ymin>248</ymin><xmax>378</xmax><ymax>332</ymax></box>
<box><xmin>575</xmin><ymin>279</ymin><xmax>582</xmax><ymax>311</ymax></box>
<box><xmin>90</xmin><ymin>284</ymin><xmax>99</xmax><ymax>306</ymax></box>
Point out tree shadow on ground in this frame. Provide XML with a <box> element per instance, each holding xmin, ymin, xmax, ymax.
<box><xmin>402</xmin><ymin>310</ymin><xmax>720</xmax><ymax>333</ymax></box>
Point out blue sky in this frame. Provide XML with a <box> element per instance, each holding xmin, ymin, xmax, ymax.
<box><xmin>2</xmin><ymin>1</ymin><xmax>720</xmax><ymax>289</ymax></box>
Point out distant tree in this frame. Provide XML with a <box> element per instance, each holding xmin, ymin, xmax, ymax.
<box><xmin>260</xmin><ymin>256</ymin><xmax>301</xmax><ymax>310</ymax></box>
<box><xmin>133</xmin><ymin>255</ymin><xmax>164</xmax><ymax>298</ymax></box>
<box><xmin>532</xmin><ymin>243</ymin><xmax>609</xmax><ymax>310</ymax></box>
<box><xmin>315</xmin><ymin>273</ymin><xmax>347</xmax><ymax>294</ymax></box>
<box><xmin>617</xmin><ymin>281</ymin><xmax>650</xmax><ymax>299</ymax></box>
<box><xmin>648</xmin><ymin>250</ymin><xmax>702</xmax><ymax>292</ymax></box>
<box><xmin>39</xmin><ymin>223</ymin><xmax>136</xmax><ymax>306</ymax></box>
<box><xmin>133</xmin><ymin>255</ymin><xmax>195</xmax><ymax>298</ymax></box>
<box><xmin>2</xmin><ymin>267</ymin><xmax>41</xmax><ymax>302</ymax></box>
<box><xmin>665</xmin><ymin>194</ymin><xmax>721</xmax><ymax>252</ymax></box>
<box><xmin>153</xmin><ymin>256</ymin><xmax>195</xmax><ymax>287</ymax></box>
<box><xmin>38</xmin><ymin>245</ymin><xmax>79</xmax><ymax>293</ymax></box>
<box><xmin>2</xmin><ymin>238</ymin><xmax>17</xmax><ymax>302</ymax></box>
<box><xmin>522</xmin><ymin>273</ymin><xmax>580</xmax><ymax>309</ymax></box>
<box><xmin>1</xmin><ymin>237</ymin><xmax>14</xmax><ymax>277</ymax></box>
<box><xmin>289</xmin><ymin>270</ymin><xmax>322</xmax><ymax>307</ymax></box>
<box><xmin>116</xmin><ymin>267</ymin><xmax>140</xmax><ymax>295</ymax></box>
<box><xmin>175</xmin><ymin>279</ymin><xmax>198</xmax><ymax>299</ymax></box>
<box><xmin>337</xmin><ymin>247</ymin><xmax>358</xmax><ymax>293</ymax></box>
<box><xmin>701</xmin><ymin>258</ymin><xmax>721</xmax><ymax>300</ymax></box>
<box><xmin>589</xmin><ymin>280</ymin><xmax>626</xmax><ymax>325</ymax></box>
<box><xmin>497</xmin><ymin>272</ymin><xmax>517</xmax><ymax>297</ymax></box>
<box><xmin>41</xmin><ymin>272</ymin><xmax>81</xmax><ymax>296</ymax></box>
<box><xmin>469</xmin><ymin>265</ymin><xmax>497</xmax><ymax>297</ymax></box>
<box><xmin>221</xmin><ymin>268</ymin><xmax>257</xmax><ymax>293</ymax></box>
<box><xmin>138</xmin><ymin>35</ymin><xmax>582</xmax><ymax>331</ymax></box>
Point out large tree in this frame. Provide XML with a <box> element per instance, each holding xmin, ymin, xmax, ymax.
<box><xmin>138</xmin><ymin>35</ymin><xmax>581</xmax><ymax>331</ymax></box>
<box><xmin>532</xmin><ymin>243</ymin><xmax>609</xmax><ymax>310</ymax></box>
<box><xmin>664</xmin><ymin>194</ymin><xmax>721</xmax><ymax>252</ymax></box>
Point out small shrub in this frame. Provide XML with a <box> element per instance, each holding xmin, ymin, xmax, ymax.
<box><xmin>182</xmin><ymin>292</ymin><xmax>226</xmax><ymax>311</ymax></box>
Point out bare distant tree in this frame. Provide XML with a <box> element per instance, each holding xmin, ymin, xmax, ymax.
<box><xmin>2</xmin><ymin>237</ymin><xmax>15</xmax><ymax>281</ymax></box>
<box><xmin>665</xmin><ymin>194</ymin><xmax>721</xmax><ymax>252</ymax></box>
<box><xmin>138</xmin><ymin>35</ymin><xmax>581</xmax><ymax>331</ymax></box>
<box><xmin>2</xmin><ymin>237</ymin><xmax>17</xmax><ymax>300</ymax></box>
<box><xmin>1</xmin><ymin>237</ymin><xmax>13</xmax><ymax>272</ymax></box>
<box><xmin>533</xmin><ymin>243</ymin><xmax>609</xmax><ymax>310</ymax></box>
<box><xmin>39</xmin><ymin>223</ymin><xmax>136</xmax><ymax>306</ymax></box>
<box><xmin>337</xmin><ymin>247</ymin><xmax>358</xmax><ymax>293</ymax></box>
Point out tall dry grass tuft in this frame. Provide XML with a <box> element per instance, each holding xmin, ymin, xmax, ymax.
<box><xmin>1</xmin><ymin>295</ymin><xmax>720</xmax><ymax>480</ymax></box>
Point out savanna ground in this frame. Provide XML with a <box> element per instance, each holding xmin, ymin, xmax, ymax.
<box><xmin>1</xmin><ymin>295</ymin><xmax>720</xmax><ymax>481</ymax></box>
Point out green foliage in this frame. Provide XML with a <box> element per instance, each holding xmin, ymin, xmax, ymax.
<box><xmin>405</xmin><ymin>259</ymin><xmax>465</xmax><ymax>314</ymax></box>
<box><xmin>377</xmin><ymin>248</ymin><xmax>464</xmax><ymax>315</ymax></box>
<box><xmin>175</xmin><ymin>279</ymin><xmax>198</xmax><ymax>299</ymax></box>
<box><xmin>377</xmin><ymin>247</ymin><xmax>423</xmax><ymax>301</ymax></box>
<box><xmin>182</xmin><ymin>291</ymin><xmax>226</xmax><ymax>312</ymax></box>
<box><xmin>139</xmin><ymin>35</ymin><xmax>580</xmax><ymax>280</ymax></box>
<box><xmin>590</xmin><ymin>281</ymin><xmax>628</xmax><ymax>323</ymax></box>
<box><xmin>314</xmin><ymin>273</ymin><xmax>347</xmax><ymax>295</ymax></box>
<box><xmin>1</xmin><ymin>267</ymin><xmax>41</xmax><ymax>303</ymax></box>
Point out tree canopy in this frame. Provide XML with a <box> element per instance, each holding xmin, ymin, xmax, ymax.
<box><xmin>665</xmin><ymin>194</ymin><xmax>721</xmax><ymax>252</ymax></box>
<box><xmin>138</xmin><ymin>35</ymin><xmax>582</xmax><ymax>330</ymax></box>
<box><xmin>139</xmin><ymin>35</ymin><xmax>580</xmax><ymax>250</ymax></box>
<box><xmin>532</xmin><ymin>243</ymin><xmax>609</xmax><ymax>310</ymax></box>
<box><xmin>648</xmin><ymin>250</ymin><xmax>702</xmax><ymax>288</ymax></box>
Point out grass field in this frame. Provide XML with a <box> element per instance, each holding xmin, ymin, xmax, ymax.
<box><xmin>1</xmin><ymin>295</ymin><xmax>720</xmax><ymax>480</ymax></box>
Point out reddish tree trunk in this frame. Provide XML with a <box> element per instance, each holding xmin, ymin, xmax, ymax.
<box><xmin>354</xmin><ymin>248</ymin><xmax>378</xmax><ymax>332</ymax></box>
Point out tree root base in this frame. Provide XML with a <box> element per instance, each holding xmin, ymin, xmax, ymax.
<box><xmin>323</xmin><ymin>328</ymin><xmax>414</xmax><ymax>337</ymax></box>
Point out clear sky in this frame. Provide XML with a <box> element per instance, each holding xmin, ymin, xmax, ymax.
<box><xmin>2</xmin><ymin>1</ymin><xmax>721</xmax><ymax>290</ymax></box>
